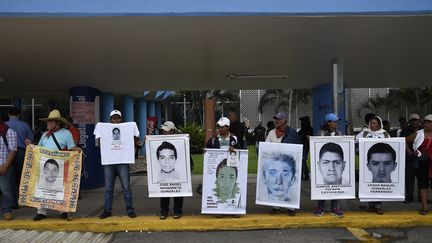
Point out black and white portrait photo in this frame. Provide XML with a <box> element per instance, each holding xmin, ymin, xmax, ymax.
<box><xmin>256</xmin><ymin>142</ymin><xmax>303</xmax><ymax>209</ymax></box>
<box><xmin>359</xmin><ymin>138</ymin><xmax>405</xmax><ymax>202</ymax></box>
<box><xmin>146</xmin><ymin>134</ymin><xmax>192</xmax><ymax>197</ymax></box>
<box><xmin>310</xmin><ymin>136</ymin><xmax>356</xmax><ymax>200</ymax></box>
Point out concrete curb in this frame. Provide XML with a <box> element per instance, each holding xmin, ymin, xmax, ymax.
<box><xmin>1</xmin><ymin>212</ymin><xmax>431</xmax><ymax>233</ymax></box>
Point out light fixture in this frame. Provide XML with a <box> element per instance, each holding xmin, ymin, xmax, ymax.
<box><xmin>226</xmin><ymin>74</ymin><xmax>288</xmax><ymax>80</ymax></box>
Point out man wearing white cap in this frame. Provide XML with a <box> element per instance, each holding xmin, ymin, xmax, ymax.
<box><xmin>206</xmin><ymin>117</ymin><xmax>240</xmax><ymax>150</ymax></box>
<box><xmin>94</xmin><ymin>110</ymin><xmax>139</xmax><ymax>219</ymax></box>
<box><xmin>265</xmin><ymin>111</ymin><xmax>301</xmax><ymax>216</ymax></box>
<box><xmin>196</xmin><ymin>117</ymin><xmax>240</xmax><ymax>199</ymax></box>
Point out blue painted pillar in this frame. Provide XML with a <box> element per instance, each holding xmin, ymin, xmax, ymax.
<box><xmin>156</xmin><ymin>102</ymin><xmax>162</xmax><ymax>128</ymax></box>
<box><xmin>121</xmin><ymin>95</ymin><xmax>134</xmax><ymax>122</ymax></box>
<box><xmin>69</xmin><ymin>86</ymin><xmax>103</xmax><ymax>189</ymax></box>
<box><xmin>100</xmin><ymin>93</ymin><xmax>114</xmax><ymax>122</ymax></box>
<box><xmin>148</xmin><ymin>101</ymin><xmax>156</xmax><ymax>116</ymax></box>
<box><xmin>312</xmin><ymin>83</ymin><xmax>346</xmax><ymax>135</ymax></box>
<box><xmin>137</xmin><ymin>97</ymin><xmax>147</xmax><ymax>154</ymax></box>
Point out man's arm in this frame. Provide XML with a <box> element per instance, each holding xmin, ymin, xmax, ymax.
<box><xmin>0</xmin><ymin>150</ymin><xmax>17</xmax><ymax>175</ymax></box>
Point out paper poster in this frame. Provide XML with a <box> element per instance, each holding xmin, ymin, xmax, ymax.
<box><xmin>256</xmin><ymin>142</ymin><xmax>303</xmax><ymax>209</ymax></box>
<box><xmin>18</xmin><ymin>145</ymin><xmax>82</xmax><ymax>212</ymax></box>
<box><xmin>146</xmin><ymin>134</ymin><xmax>192</xmax><ymax>197</ymax></box>
<box><xmin>359</xmin><ymin>138</ymin><xmax>405</xmax><ymax>202</ymax></box>
<box><xmin>201</xmin><ymin>149</ymin><xmax>248</xmax><ymax>215</ymax></box>
<box><xmin>310</xmin><ymin>136</ymin><xmax>356</xmax><ymax>200</ymax></box>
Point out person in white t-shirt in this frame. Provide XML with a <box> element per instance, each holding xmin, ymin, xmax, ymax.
<box><xmin>97</xmin><ymin>110</ymin><xmax>138</xmax><ymax>219</ymax></box>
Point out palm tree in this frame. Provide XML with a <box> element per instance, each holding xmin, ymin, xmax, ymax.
<box><xmin>258</xmin><ymin>89</ymin><xmax>311</xmax><ymax>125</ymax></box>
<box><xmin>358</xmin><ymin>87</ymin><xmax>432</xmax><ymax>117</ymax></box>
<box><xmin>169</xmin><ymin>90</ymin><xmax>239</xmax><ymax>124</ymax></box>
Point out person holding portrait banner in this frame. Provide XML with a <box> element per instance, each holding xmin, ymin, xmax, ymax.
<box><xmin>359</xmin><ymin>137</ymin><xmax>406</xmax><ymax>212</ymax></box>
<box><xmin>355</xmin><ymin>116</ymin><xmax>390</xmax><ymax>214</ymax></box>
<box><xmin>31</xmin><ymin>110</ymin><xmax>82</xmax><ymax>221</ymax></box>
<box><xmin>155</xmin><ymin>121</ymin><xmax>194</xmax><ymax>220</ymax></box>
<box><xmin>264</xmin><ymin>112</ymin><xmax>302</xmax><ymax>216</ymax></box>
<box><xmin>313</xmin><ymin>113</ymin><xmax>347</xmax><ymax>218</ymax></box>
<box><xmin>94</xmin><ymin>110</ymin><xmax>140</xmax><ymax>219</ymax></box>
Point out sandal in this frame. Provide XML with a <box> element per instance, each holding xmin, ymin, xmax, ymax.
<box><xmin>419</xmin><ymin>208</ymin><xmax>429</xmax><ymax>215</ymax></box>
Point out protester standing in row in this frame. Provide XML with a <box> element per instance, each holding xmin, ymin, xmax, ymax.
<box><xmin>315</xmin><ymin>113</ymin><xmax>344</xmax><ymax>217</ymax></box>
<box><xmin>298</xmin><ymin>116</ymin><xmax>313</xmax><ymax>181</ymax></box>
<box><xmin>401</xmin><ymin>113</ymin><xmax>422</xmax><ymax>203</ymax></box>
<box><xmin>33</xmin><ymin>109</ymin><xmax>81</xmax><ymax>221</ymax></box>
<box><xmin>406</xmin><ymin>114</ymin><xmax>432</xmax><ymax>215</ymax></box>
<box><xmin>158</xmin><ymin>121</ymin><xmax>194</xmax><ymax>219</ymax></box>
<box><xmin>5</xmin><ymin>107</ymin><xmax>33</xmax><ymax>208</ymax></box>
<box><xmin>265</xmin><ymin>112</ymin><xmax>301</xmax><ymax>216</ymax></box>
<box><xmin>0</xmin><ymin>119</ymin><xmax>17</xmax><ymax>221</ymax></box>
<box><xmin>95</xmin><ymin>110</ymin><xmax>139</xmax><ymax>219</ymax></box>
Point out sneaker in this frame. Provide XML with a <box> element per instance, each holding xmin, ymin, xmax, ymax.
<box><xmin>4</xmin><ymin>212</ymin><xmax>14</xmax><ymax>221</ymax></box>
<box><xmin>173</xmin><ymin>214</ymin><xmax>182</xmax><ymax>219</ymax></box>
<box><xmin>287</xmin><ymin>209</ymin><xmax>296</xmax><ymax>216</ymax></box>
<box><xmin>330</xmin><ymin>208</ymin><xmax>344</xmax><ymax>218</ymax></box>
<box><xmin>374</xmin><ymin>207</ymin><xmax>384</xmax><ymax>215</ymax></box>
<box><xmin>160</xmin><ymin>214</ymin><xmax>167</xmax><ymax>220</ymax></box>
<box><xmin>33</xmin><ymin>214</ymin><xmax>47</xmax><ymax>221</ymax></box>
<box><xmin>271</xmin><ymin>207</ymin><xmax>281</xmax><ymax>214</ymax></box>
<box><xmin>314</xmin><ymin>208</ymin><xmax>324</xmax><ymax>217</ymax></box>
<box><xmin>60</xmin><ymin>212</ymin><xmax>69</xmax><ymax>219</ymax></box>
<box><xmin>128</xmin><ymin>212</ymin><xmax>137</xmax><ymax>218</ymax></box>
<box><xmin>99</xmin><ymin>211</ymin><xmax>112</xmax><ymax>219</ymax></box>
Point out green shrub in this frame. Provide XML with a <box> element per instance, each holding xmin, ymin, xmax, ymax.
<box><xmin>178</xmin><ymin>122</ymin><xmax>205</xmax><ymax>154</ymax></box>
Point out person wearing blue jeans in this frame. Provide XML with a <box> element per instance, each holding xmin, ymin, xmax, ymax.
<box><xmin>99</xmin><ymin>110</ymin><xmax>137</xmax><ymax>219</ymax></box>
<box><xmin>0</xmin><ymin>122</ymin><xmax>18</xmax><ymax>221</ymax></box>
<box><xmin>102</xmin><ymin>164</ymin><xmax>134</xmax><ymax>217</ymax></box>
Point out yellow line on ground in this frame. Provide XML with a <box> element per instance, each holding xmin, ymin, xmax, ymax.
<box><xmin>347</xmin><ymin>227</ymin><xmax>379</xmax><ymax>242</ymax></box>
<box><xmin>1</xmin><ymin>212</ymin><xmax>431</xmax><ymax>233</ymax></box>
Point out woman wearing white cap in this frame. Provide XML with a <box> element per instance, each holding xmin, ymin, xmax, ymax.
<box><xmin>406</xmin><ymin>114</ymin><xmax>432</xmax><ymax>215</ymax></box>
<box><xmin>33</xmin><ymin>109</ymin><xmax>81</xmax><ymax>221</ymax></box>
<box><xmin>158</xmin><ymin>121</ymin><xmax>194</xmax><ymax>219</ymax></box>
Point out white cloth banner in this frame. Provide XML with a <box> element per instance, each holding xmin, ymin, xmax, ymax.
<box><xmin>255</xmin><ymin>142</ymin><xmax>303</xmax><ymax>209</ymax></box>
<box><xmin>310</xmin><ymin>136</ymin><xmax>356</xmax><ymax>200</ymax></box>
<box><xmin>359</xmin><ymin>138</ymin><xmax>405</xmax><ymax>202</ymax></box>
<box><xmin>201</xmin><ymin>149</ymin><xmax>248</xmax><ymax>215</ymax></box>
<box><xmin>146</xmin><ymin>134</ymin><xmax>192</xmax><ymax>197</ymax></box>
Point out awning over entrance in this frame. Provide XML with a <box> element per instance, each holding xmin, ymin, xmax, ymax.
<box><xmin>1</xmin><ymin>1</ymin><xmax>431</xmax><ymax>96</ymax></box>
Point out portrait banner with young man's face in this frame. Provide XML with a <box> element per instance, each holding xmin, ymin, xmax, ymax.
<box><xmin>256</xmin><ymin>142</ymin><xmax>303</xmax><ymax>209</ymax></box>
<box><xmin>201</xmin><ymin>149</ymin><xmax>248</xmax><ymax>215</ymax></box>
<box><xmin>146</xmin><ymin>134</ymin><xmax>192</xmax><ymax>198</ymax></box>
<box><xmin>18</xmin><ymin>145</ymin><xmax>82</xmax><ymax>212</ymax></box>
<box><xmin>359</xmin><ymin>138</ymin><xmax>405</xmax><ymax>202</ymax></box>
<box><xmin>310</xmin><ymin>136</ymin><xmax>356</xmax><ymax>200</ymax></box>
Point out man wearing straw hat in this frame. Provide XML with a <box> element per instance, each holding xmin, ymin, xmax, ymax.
<box><xmin>33</xmin><ymin>109</ymin><xmax>81</xmax><ymax>221</ymax></box>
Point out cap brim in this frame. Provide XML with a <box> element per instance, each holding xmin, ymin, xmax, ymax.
<box><xmin>160</xmin><ymin>126</ymin><xmax>171</xmax><ymax>131</ymax></box>
<box><xmin>40</xmin><ymin>117</ymin><xmax>70</xmax><ymax>125</ymax></box>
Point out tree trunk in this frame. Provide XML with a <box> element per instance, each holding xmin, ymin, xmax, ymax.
<box><xmin>288</xmin><ymin>89</ymin><xmax>293</xmax><ymax>126</ymax></box>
